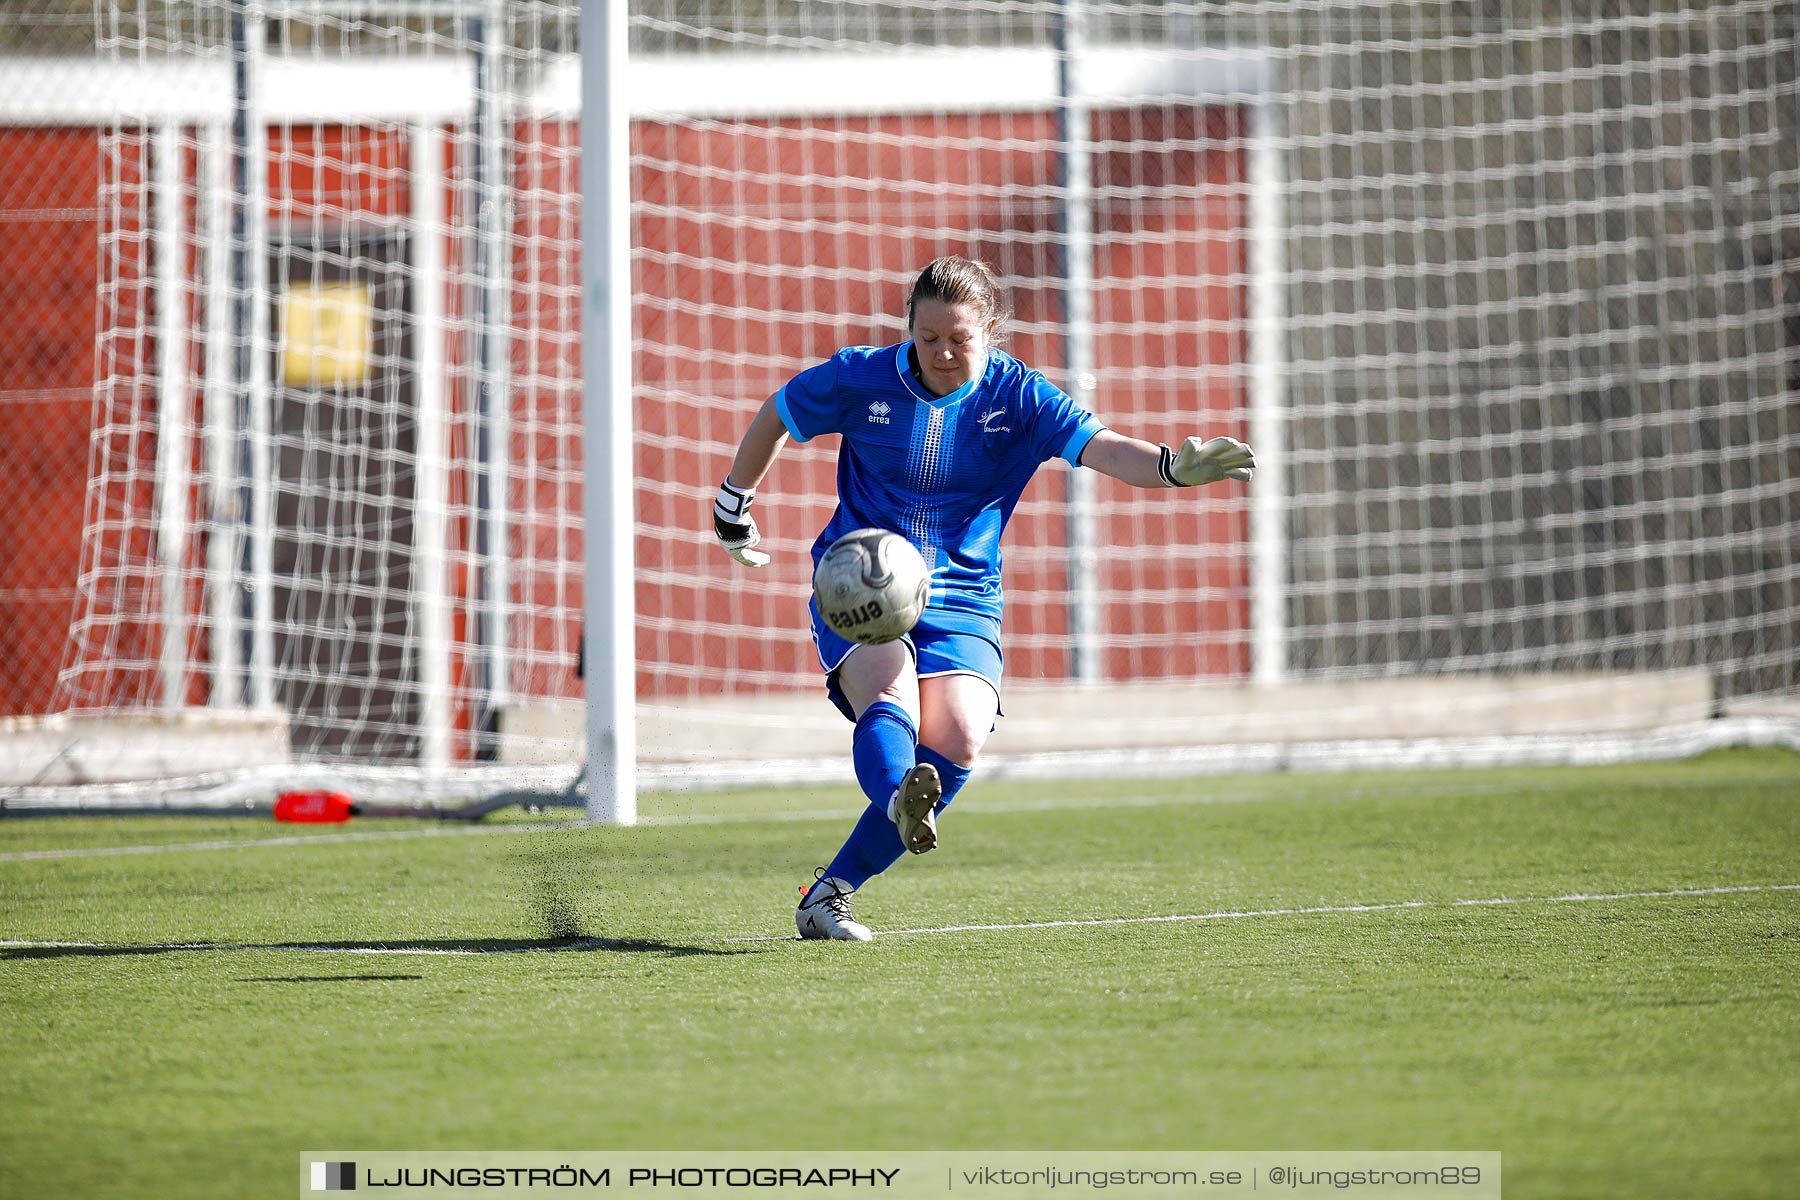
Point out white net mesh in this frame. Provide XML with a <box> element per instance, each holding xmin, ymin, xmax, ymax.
<box><xmin>59</xmin><ymin>2</ymin><xmax>589</xmax><ymax>776</ymax></box>
<box><xmin>4</xmin><ymin>0</ymin><xmax>1794</xmax><ymax>805</ymax></box>
<box><xmin>632</xmin><ymin>1</ymin><xmax>1800</xmax><ymax>714</ymax></box>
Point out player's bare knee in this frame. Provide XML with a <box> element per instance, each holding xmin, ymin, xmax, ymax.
<box><xmin>871</xmin><ymin>682</ymin><xmax>913</xmax><ymax>712</ymax></box>
<box><xmin>928</xmin><ymin>723</ymin><xmax>987</xmax><ymax>767</ymax></box>
<box><xmin>839</xmin><ymin>641</ymin><xmax>919</xmax><ymax>718</ymax></box>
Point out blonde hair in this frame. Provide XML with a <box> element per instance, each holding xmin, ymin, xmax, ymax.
<box><xmin>906</xmin><ymin>256</ymin><xmax>1011</xmax><ymax>340</ymax></box>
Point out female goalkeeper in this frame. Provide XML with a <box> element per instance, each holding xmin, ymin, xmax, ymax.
<box><xmin>712</xmin><ymin>256</ymin><xmax>1254</xmax><ymax>940</ymax></box>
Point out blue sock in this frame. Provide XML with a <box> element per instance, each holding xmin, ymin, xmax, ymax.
<box><xmin>821</xmin><ymin>736</ymin><xmax>981</xmax><ymax>893</ymax></box>
<box><xmin>819</xmin><ymin>701</ymin><xmax>919</xmax><ymax>892</ymax></box>
<box><xmin>823</xmin><ymin>803</ymin><xmax>907</xmax><ymax>891</ymax></box>
<box><xmin>915</xmin><ymin>744</ymin><xmax>973</xmax><ymax>810</ymax></box>
<box><xmin>851</xmin><ymin>700</ymin><xmax>917</xmax><ymax>809</ymax></box>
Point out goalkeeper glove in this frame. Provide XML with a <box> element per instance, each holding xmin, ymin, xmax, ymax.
<box><xmin>712</xmin><ymin>480</ymin><xmax>770</xmax><ymax>567</ymax></box>
<box><xmin>1158</xmin><ymin>435</ymin><xmax>1255</xmax><ymax>487</ymax></box>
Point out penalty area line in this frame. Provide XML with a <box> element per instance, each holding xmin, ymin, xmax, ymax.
<box><xmin>0</xmin><ymin>821</ymin><xmax>575</xmax><ymax>863</ymax></box>
<box><xmin>0</xmin><ymin>780</ymin><xmax>1531</xmax><ymax>865</ymax></box>
<box><xmin>4</xmin><ymin>883</ymin><xmax>1790</xmax><ymax>956</ymax></box>
<box><xmin>749</xmin><ymin>881</ymin><xmax>1800</xmax><ymax>943</ymax></box>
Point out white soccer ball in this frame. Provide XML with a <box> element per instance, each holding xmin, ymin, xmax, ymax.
<box><xmin>813</xmin><ymin>528</ymin><xmax>931</xmax><ymax>645</ymax></box>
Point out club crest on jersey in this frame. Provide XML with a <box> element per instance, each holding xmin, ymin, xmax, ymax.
<box><xmin>978</xmin><ymin>408</ymin><xmax>1011</xmax><ymax>433</ymax></box>
<box><xmin>867</xmin><ymin>400</ymin><xmax>892</xmax><ymax>425</ymax></box>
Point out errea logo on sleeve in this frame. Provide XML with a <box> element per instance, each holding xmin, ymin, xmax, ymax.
<box><xmin>867</xmin><ymin>400</ymin><xmax>892</xmax><ymax>425</ymax></box>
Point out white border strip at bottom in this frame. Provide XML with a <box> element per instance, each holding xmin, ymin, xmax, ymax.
<box><xmin>664</xmin><ymin>715</ymin><xmax>1800</xmax><ymax>793</ymax></box>
<box><xmin>2</xmin><ymin>883</ymin><xmax>1793</xmax><ymax>955</ymax></box>
<box><xmin>5</xmin><ymin>716</ymin><xmax>1795</xmax><ymax>812</ymax></box>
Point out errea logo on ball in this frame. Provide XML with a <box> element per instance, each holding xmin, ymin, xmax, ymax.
<box><xmin>310</xmin><ymin>1161</ymin><xmax>356</xmax><ymax>1191</ymax></box>
<box><xmin>866</xmin><ymin>400</ymin><xmax>891</xmax><ymax>425</ymax></box>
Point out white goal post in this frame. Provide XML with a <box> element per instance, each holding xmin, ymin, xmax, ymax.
<box><xmin>579</xmin><ymin>0</ymin><xmax>634</xmax><ymax>824</ymax></box>
<box><xmin>1</xmin><ymin>1</ymin><xmax>1795</xmax><ymax>816</ymax></box>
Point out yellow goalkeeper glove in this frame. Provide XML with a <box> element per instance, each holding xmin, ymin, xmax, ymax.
<box><xmin>1158</xmin><ymin>435</ymin><xmax>1255</xmax><ymax>487</ymax></box>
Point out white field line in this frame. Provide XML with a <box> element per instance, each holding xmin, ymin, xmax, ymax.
<box><xmin>1</xmin><ymin>884</ymin><xmax>1793</xmax><ymax>956</ymax></box>
<box><xmin>853</xmin><ymin>883</ymin><xmax>1800</xmax><ymax>941</ymax></box>
<box><xmin>0</xmin><ymin>780</ymin><xmax>1534</xmax><ymax>864</ymax></box>
<box><xmin>0</xmin><ymin>821</ymin><xmax>570</xmax><ymax>863</ymax></box>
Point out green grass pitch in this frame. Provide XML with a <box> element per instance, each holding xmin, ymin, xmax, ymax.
<box><xmin>2</xmin><ymin>748</ymin><xmax>1796</xmax><ymax>1198</ymax></box>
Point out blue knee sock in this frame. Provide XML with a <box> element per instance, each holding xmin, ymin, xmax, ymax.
<box><xmin>915</xmin><ymin>744</ymin><xmax>973</xmax><ymax>810</ymax></box>
<box><xmin>823</xmin><ymin>803</ymin><xmax>907</xmax><ymax>891</ymax></box>
<box><xmin>851</xmin><ymin>700</ymin><xmax>917</xmax><ymax>809</ymax></box>
<box><xmin>820</xmin><ymin>701</ymin><xmax>918</xmax><ymax>891</ymax></box>
<box><xmin>822</xmin><ymin>737</ymin><xmax>979</xmax><ymax>893</ymax></box>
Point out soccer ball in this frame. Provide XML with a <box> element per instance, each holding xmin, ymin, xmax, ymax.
<box><xmin>813</xmin><ymin>528</ymin><xmax>930</xmax><ymax>645</ymax></box>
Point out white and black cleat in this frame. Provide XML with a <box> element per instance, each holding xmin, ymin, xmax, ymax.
<box><xmin>887</xmin><ymin>763</ymin><xmax>943</xmax><ymax>854</ymax></box>
<box><xmin>796</xmin><ymin>870</ymin><xmax>873</xmax><ymax>941</ymax></box>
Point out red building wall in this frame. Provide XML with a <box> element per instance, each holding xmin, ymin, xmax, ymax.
<box><xmin>620</xmin><ymin>107</ymin><xmax>1251</xmax><ymax>689</ymax></box>
<box><xmin>0</xmin><ymin>106</ymin><xmax>1249</xmax><ymax>722</ymax></box>
<box><xmin>0</xmin><ymin>128</ymin><xmax>102</xmax><ymax>716</ymax></box>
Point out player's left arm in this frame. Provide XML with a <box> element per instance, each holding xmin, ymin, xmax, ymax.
<box><xmin>1078</xmin><ymin>428</ymin><xmax>1255</xmax><ymax>488</ymax></box>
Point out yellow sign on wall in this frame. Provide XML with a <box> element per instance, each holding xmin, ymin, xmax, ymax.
<box><xmin>281</xmin><ymin>282</ymin><xmax>373</xmax><ymax>385</ymax></box>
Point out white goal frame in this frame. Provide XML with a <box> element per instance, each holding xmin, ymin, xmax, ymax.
<box><xmin>7</xmin><ymin>5</ymin><xmax>1793</xmax><ymax>818</ymax></box>
<box><xmin>2</xmin><ymin>32</ymin><xmax>1288</xmax><ymax>820</ymax></box>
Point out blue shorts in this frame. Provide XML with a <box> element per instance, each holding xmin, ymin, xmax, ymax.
<box><xmin>810</xmin><ymin>600</ymin><xmax>1004</xmax><ymax>724</ymax></box>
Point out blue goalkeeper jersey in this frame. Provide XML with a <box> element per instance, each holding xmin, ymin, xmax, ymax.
<box><xmin>776</xmin><ymin>341</ymin><xmax>1105</xmax><ymax>631</ymax></box>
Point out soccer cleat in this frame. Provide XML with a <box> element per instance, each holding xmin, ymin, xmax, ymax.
<box><xmin>795</xmin><ymin>870</ymin><xmax>873</xmax><ymax>941</ymax></box>
<box><xmin>887</xmin><ymin>762</ymin><xmax>943</xmax><ymax>854</ymax></box>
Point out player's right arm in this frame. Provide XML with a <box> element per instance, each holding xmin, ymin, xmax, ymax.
<box><xmin>713</xmin><ymin>393</ymin><xmax>789</xmax><ymax>567</ymax></box>
<box><xmin>714</xmin><ymin>351</ymin><xmax>849</xmax><ymax>567</ymax></box>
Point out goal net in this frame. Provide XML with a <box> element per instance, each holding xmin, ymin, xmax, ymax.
<box><xmin>7</xmin><ymin>0</ymin><xmax>1797</xmax><ymax>810</ymax></box>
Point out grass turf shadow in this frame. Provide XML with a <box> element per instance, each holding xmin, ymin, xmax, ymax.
<box><xmin>236</xmin><ymin>974</ymin><xmax>425</xmax><ymax>983</ymax></box>
<box><xmin>1</xmin><ymin>936</ymin><xmax>764</xmax><ymax>960</ymax></box>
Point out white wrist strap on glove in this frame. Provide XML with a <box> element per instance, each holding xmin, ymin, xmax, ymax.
<box><xmin>714</xmin><ymin>481</ymin><xmax>754</xmax><ymax>523</ymax></box>
<box><xmin>1159</xmin><ymin>435</ymin><xmax>1255</xmax><ymax>487</ymax></box>
<box><xmin>712</xmin><ymin>481</ymin><xmax>770</xmax><ymax>567</ymax></box>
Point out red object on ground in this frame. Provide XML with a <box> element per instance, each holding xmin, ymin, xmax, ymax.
<box><xmin>274</xmin><ymin>790</ymin><xmax>360</xmax><ymax>823</ymax></box>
